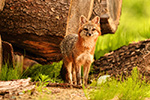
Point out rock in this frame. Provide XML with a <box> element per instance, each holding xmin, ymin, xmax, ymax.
<box><xmin>97</xmin><ymin>75</ymin><xmax>110</xmax><ymax>85</ymax></box>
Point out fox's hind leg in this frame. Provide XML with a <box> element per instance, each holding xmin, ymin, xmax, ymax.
<box><xmin>72</xmin><ymin>63</ymin><xmax>77</xmax><ymax>85</ymax></box>
<box><xmin>63</xmin><ymin>59</ymin><xmax>73</xmax><ymax>84</ymax></box>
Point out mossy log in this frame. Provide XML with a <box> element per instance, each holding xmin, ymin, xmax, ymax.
<box><xmin>92</xmin><ymin>39</ymin><xmax>150</xmax><ymax>81</ymax></box>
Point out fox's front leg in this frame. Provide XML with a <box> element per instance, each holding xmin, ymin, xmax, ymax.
<box><xmin>75</xmin><ymin>63</ymin><xmax>82</xmax><ymax>85</ymax></box>
<box><xmin>83</xmin><ymin>62</ymin><xmax>92</xmax><ymax>86</ymax></box>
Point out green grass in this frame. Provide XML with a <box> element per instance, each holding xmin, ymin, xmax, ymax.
<box><xmin>0</xmin><ymin>64</ymin><xmax>22</xmax><ymax>81</ymax></box>
<box><xmin>23</xmin><ymin>61</ymin><xmax>63</xmax><ymax>82</ymax></box>
<box><xmin>86</xmin><ymin>67</ymin><xmax>150</xmax><ymax>100</ymax></box>
<box><xmin>95</xmin><ymin>0</ymin><xmax>150</xmax><ymax>60</ymax></box>
<box><xmin>0</xmin><ymin>61</ymin><xmax>63</xmax><ymax>82</ymax></box>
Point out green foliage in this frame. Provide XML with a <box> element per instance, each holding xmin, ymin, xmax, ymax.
<box><xmin>95</xmin><ymin>0</ymin><xmax>150</xmax><ymax>60</ymax></box>
<box><xmin>23</xmin><ymin>61</ymin><xmax>63</xmax><ymax>83</ymax></box>
<box><xmin>0</xmin><ymin>64</ymin><xmax>22</xmax><ymax>81</ymax></box>
<box><xmin>86</xmin><ymin>67</ymin><xmax>150</xmax><ymax>100</ymax></box>
<box><xmin>36</xmin><ymin>74</ymin><xmax>51</xmax><ymax>93</ymax></box>
<box><xmin>0</xmin><ymin>61</ymin><xmax>63</xmax><ymax>83</ymax></box>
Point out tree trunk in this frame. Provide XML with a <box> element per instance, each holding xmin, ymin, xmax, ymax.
<box><xmin>92</xmin><ymin>39</ymin><xmax>150</xmax><ymax>81</ymax></box>
<box><xmin>0</xmin><ymin>0</ymin><xmax>122</xmax><ymax>64</ymax></box>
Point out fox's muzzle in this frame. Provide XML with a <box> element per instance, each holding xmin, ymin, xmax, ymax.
<box><xmin>86</xmin><ymin>33</ymin><xmax>92</xmax><ymax>37</ymax></box>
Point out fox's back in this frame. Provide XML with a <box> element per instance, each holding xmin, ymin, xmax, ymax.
<box><xmin>60</xmin><ymin>34</ymin><xmax>78</xmax><ymax>57</ymax></box>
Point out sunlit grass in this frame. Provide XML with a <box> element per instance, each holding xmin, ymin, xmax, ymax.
<box><xmin>23</xmin><ymin>61</ymin><xmax>63</xmax><ymax>82</ymax></box>
<box><xmin>0</xmin><ymin>61</ymin><xmax>63</xmax><ymax>83</ymax></box>
<box><xmin>95</xmin><ymin>0</ymin><xmax>150</xmax><ymax>60</ymax></box>
<box><xmin>86</xmin><ymin>67</ymin><xmax>150</xmax><ymax>100</ymax></box>
<box><xmin>0</xmin><ymin>64</ymin><xmax>22</xmax><ymax>81</ymax></box>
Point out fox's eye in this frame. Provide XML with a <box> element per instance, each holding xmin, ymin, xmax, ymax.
<box><xmin>92</xmin><ymin>28</ymin><xmax>96</xmax><ymax>31</ymax></box>
<box><xmin>83</xmin><ymin>28</ymin><xmax>88</xmax><ymax>31</ymax></box>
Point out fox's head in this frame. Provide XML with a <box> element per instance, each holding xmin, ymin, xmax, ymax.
<box><xmin>78</xmin><ymin>15</ymin><xmax>101</xmax><ymax>39</ymax></box>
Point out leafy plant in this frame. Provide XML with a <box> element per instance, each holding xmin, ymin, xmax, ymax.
<box><xmin>0</xmin><ymin>64</ymin><xmax>23</xmax><ymax>81</ymax></box>
<box><xmin>86</xmin><ymin>67</ymin><xmax>150</xmax><ymax>100</ymax></box>
<box><xmin>23</xmin><ymin>61</ymin><xmax>63</xmax><ymax>83</ymax></box>
<box><xmin>0</xmin><ymin>61</ymin><xmax>63</xmax><ymax>83</ymax></box>
<box><xmin>36</xmin><ymin>74</ymin><xmax>51</xmax><ymax>93</ymax></box>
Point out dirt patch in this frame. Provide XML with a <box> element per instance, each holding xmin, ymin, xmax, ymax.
<box><xmin>0</xmin><ymin>82</ymin><xmax>87</xmax><ymax>100</ymax></box>
<box><xmin>1</xmin><ymin>87</ymin><xmax>87</xmax><ymax>100</ymax></box>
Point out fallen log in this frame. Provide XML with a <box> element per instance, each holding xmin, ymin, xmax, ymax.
<box><xmin>0</xmin><ymin>36</ymin><xmax>2</xmax><ymax>72</ymax></box>
<box><xmin>0</xmin><ymin>0</ymin><xmax>5</xmax><ymax>11</ymax></box>
<box><xmin>2</xmin><ymin>41</ymin><xmax>14</xmax><ymax>66</ymax></box>
<box><xmin>0</xmin><ymin>78</ymin><xmax>35</xmax><ymax>95</ymax></box>
<box><xmin>92</xmin><ymin>39</ymin><xmax>150</xmax><ymax>81</ymax></box>
<box><xmin>0</xmin><ymin>0</ymin><xmax>122</xmax><ymax>64</ymax></box>
<box><xmin>1</xmin><ymin>41</ymin><xmax>38</xmax><ymax>70</ymax></box>
<box><xmin>0</xmin><ymin>0</ymin><xmax>68</xmax><ymax>64</ymax></box>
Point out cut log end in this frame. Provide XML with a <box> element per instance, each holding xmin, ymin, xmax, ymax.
<box><xmin>93</xmin><ymin>0</ymin><xmax>122</xmax><ymax>35</ymax></box>
<box><xmin>107</xmin><ymin>0</ymin><xmax>122</xmax><ymax>33</ymax></box>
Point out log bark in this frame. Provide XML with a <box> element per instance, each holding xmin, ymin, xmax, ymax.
<box><xmin>2</xmin><ymin>41</ymin><xmax>14</xmax><ymax>67</ymax></box>
<box><xmin>0</xmin><ymin>35</ymin><xmax>2</xmax><ymax>72</ymax></box>
<box><xmin>0</xmin><ymin>0</ymin><xmax>122</xmax><ymax>64</ymax></box>
<box><xmin>0</xmin><ymin>0</ymin><xmax>5</xmax><ymax>11</ymax></box>
<box><xmin>0</xmin><ymin>78</ymin><xmax>35</xmax><ymax>95</ymax></box>
<box><xmin>0</xmin><ymin>0</ymin><xmax>69</xmax><ymax>64</ymax></box>
<box><xmin>92</xmin><ymin>39</ymin><xmax>150</xmax><ymax>81</ymax></box>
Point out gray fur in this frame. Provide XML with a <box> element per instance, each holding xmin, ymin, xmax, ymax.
<box><xmin>60</xmin><ymin>34</ymin><xmax>78</xmax><ymax>57</ymax></box>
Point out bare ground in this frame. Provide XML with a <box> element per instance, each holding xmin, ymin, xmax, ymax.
<box><xmin>1</xmin><ymin>87</ymin><xmax>87</xmax><ymax>100</ymax></box>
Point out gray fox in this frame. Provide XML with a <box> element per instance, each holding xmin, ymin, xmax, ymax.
<box><xmin>60</xmin><ymin>15</ymin><xmax>101</xmax><ymax>85</ymax></box>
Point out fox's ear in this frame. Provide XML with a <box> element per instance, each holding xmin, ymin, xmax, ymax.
<box><xmin>80</xmin><ymin>15</ymin><xmax>88</xmax><ymax>26</ymax></box>
<box><xmin>91</xmin><ymin>16</ymin><xmax>100</xmax><ymax>25</ymax></box>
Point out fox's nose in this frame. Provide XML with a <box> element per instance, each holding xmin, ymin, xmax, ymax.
<box><xmin>89</xmin><ymin>33</ymin><xmax>92</xmax><ymax>36</ymax></box>
<box><xmin>86</xmin><ymin>33</ymin><xmax>92</xmax><ymax>36</ymax></box>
